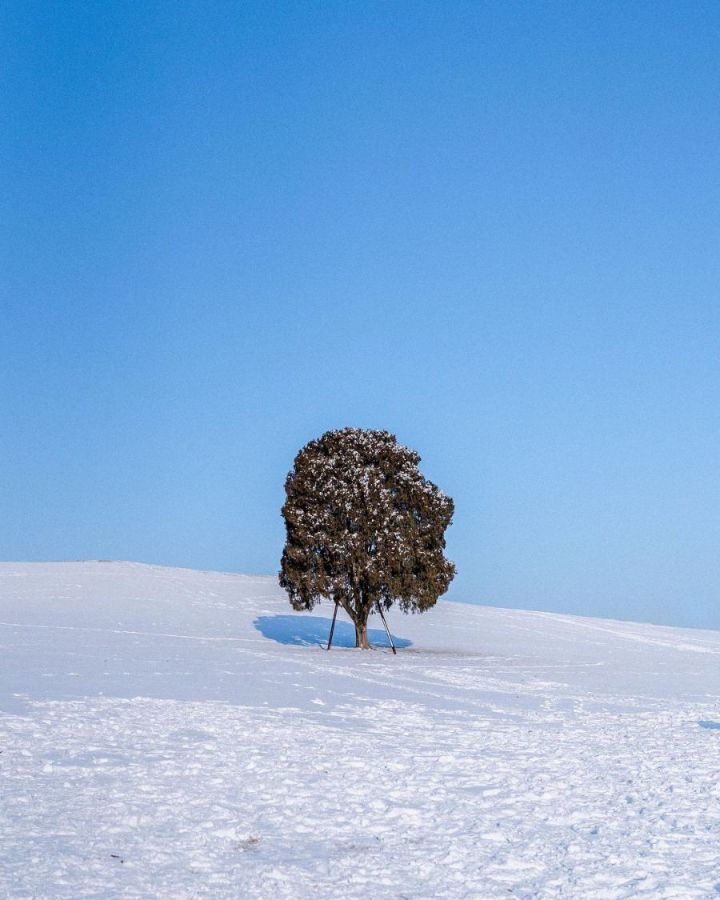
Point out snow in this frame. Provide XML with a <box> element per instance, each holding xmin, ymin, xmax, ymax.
<box><xmin>2</xmin><ymin>561</ymin><xmax>720</xmax><ymax>898</ymax></box>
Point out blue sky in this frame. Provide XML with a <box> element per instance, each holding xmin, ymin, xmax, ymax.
<box><xmin>2</xmin><ymin>1</ymin><xmax>718</xmax><ymax>628</ymax></box>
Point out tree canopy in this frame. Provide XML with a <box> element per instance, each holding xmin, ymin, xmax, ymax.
<box><xmin>279</xmin><ymin>428</ymin><xmax>455</xmax><ymax>648</ymax></box>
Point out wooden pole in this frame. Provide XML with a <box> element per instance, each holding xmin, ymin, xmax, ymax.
<box><xmin>327</xmin><ymin>601</ymin><xmax>339</xmax><ymax>650</ymax></box>
<box><xmin>376</xmin><ymin>604</ymin><xmax>397</xmax><ymax>655</ymax></box>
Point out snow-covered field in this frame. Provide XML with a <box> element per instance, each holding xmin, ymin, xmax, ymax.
<box><xmin>1</xmin><ymin>562</ymin><xmax>719</xmax><ymax>898</ymax></box>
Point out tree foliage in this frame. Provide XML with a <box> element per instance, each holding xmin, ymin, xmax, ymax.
<box><xmin>279</xmin><ymin>428</ymin><xmax>455</xmax><ymax>648</ymax></box>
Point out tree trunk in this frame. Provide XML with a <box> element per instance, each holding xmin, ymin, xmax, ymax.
<box><xmin>341</xmin><ymin>595</ymin><xmax>372</xmax><ymax>650</ymax></box>
<box><xmin>354</xmin><ymin>618</ymin><xmax>370</xmax><ymax>650</ymax></box>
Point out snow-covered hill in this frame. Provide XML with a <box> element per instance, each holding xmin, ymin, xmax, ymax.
<box><xmin>2</xmin><ymin>561</ymin><xmax>719</xmax><ymax>897</ymax></box>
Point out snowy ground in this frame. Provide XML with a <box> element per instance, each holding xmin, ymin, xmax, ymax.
<box><xmin>1</xmin><ymin>562</ymin><xmax>720</xmax><ymax>898</ymax></box>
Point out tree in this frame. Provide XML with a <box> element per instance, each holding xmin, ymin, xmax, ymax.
<box><xmin>279</xmin><ymin>428</ymin><xmax>455</xmax><ymax>649</ymax></box>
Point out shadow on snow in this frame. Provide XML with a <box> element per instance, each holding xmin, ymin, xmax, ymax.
<box><xmin>698</xmin><ymin>720</ymin><xmax>720</xmax><ymax>730</ymax></box>
<box><xmin>253</xmin><ymin>614</ymin><xmax>412</xmax><ymax>650</ymax></box>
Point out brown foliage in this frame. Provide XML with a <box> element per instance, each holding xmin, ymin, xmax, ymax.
<box><xmin>279</xmin><ymin>428</ymin><xmax>455</xmax><ymax>647</ymax></box>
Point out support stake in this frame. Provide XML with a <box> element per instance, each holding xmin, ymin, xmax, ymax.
<box><xmin>376</xmin><ymin>604</ymin><xmax>397</xmax><ymax>655</ymax></box>
<box><xmin>327</xmin><ymin>601</ymin><xmax>339</xmax><ymax>650</ymax></box>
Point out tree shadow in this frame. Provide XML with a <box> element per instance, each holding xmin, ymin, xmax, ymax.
<box><xmin>253</xmin><ymin>615</ymin><xmax>412</xmax><ymax>649</ymax></box>
<box><xmin>698</xmin><ymin>720</ymin><xmax>720</xmax><ymax>730</ymax></box>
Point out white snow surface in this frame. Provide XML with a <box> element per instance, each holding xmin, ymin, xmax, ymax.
<box><xmin>2</xmin><ymin>561</ymin><xmax>720</xmax><ymax>898</ymax></box>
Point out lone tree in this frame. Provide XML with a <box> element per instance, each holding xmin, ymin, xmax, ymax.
<box><xmin>279</xmin><ymin>428</ymin><xmax>455</xmax><ymax>649</ymax></box>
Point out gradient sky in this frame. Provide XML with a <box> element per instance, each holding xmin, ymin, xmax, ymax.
<box><xmin>2</xmin><ymin>1</ymin><xmax>719</xmax><ymax>628</ymax></box>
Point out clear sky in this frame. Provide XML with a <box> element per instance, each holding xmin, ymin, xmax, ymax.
<box><xmin>2</xmin><ymin>1</ymin><xmax>718</xmax><ymax>629</ymax></box>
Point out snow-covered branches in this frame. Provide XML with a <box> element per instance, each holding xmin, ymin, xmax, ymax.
<box><xmin>279</xmin><ymin>428</ymin><xmax>455</xmax><ymax>648</ymax></box>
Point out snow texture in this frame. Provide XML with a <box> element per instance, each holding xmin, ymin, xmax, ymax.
<box><xmin>1</xmin><ymin>561</ymin><xmax>720</xmax><ymax>898</ymax></box>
